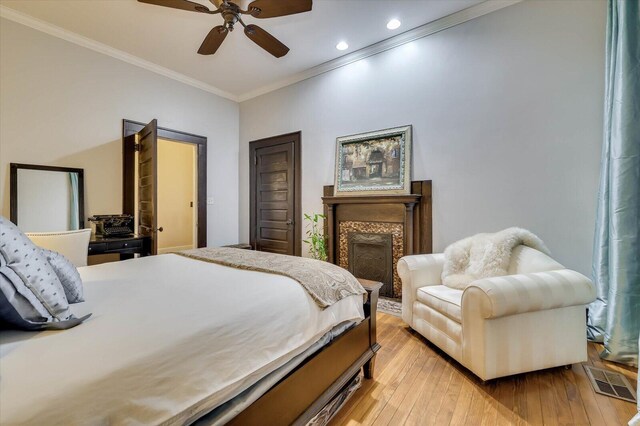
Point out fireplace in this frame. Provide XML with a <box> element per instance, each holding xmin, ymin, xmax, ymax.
<box><xmin>323</xmin><ymin>181</ymin><xmax>432</xmax><ymax>299</ymax></box>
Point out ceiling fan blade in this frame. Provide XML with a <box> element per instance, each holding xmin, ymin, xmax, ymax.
<box><xmin>244</xmin><ymin>24</ymin><xmax>289</xmax><ymax>58</ymax></box>
<box><xmin>138</xmin><ymin>0</ymin><xmax>211</xmax><ymax>13</ymax></box>
<box><xmin>247</xmin><ymin>0</ymin><xmax>312</xmax><ymax>19</ymax></box>
<box><xmin>198</xmin><ymin>26</ymin><xmax>228</xmax><ymax>55</ymax></box>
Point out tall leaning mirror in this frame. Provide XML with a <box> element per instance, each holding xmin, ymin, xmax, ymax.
<box><xmin>10</xmin><ymin>163</ymin><xmax>85</xmax><ymax>232</ymax></box>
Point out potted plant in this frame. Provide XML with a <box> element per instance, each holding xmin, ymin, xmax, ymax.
<box><xmin>303</xmin><ymin>213</ymin><xmax>328</xmax><ymax>261</ymax></box>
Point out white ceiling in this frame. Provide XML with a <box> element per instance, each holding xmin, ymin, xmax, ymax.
<box><xmin>1</xmin><ymin>0</ymin><xmax>484</xmax><ymax>100</ymax></box>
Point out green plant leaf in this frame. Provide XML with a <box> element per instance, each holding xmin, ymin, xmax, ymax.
<box><xmin>302</xmin><ymin>212</ymin><xmax>328</xmax><ymax>261</ymax></box>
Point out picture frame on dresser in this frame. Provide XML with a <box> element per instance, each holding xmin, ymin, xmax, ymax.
<box><xmin>334</xmin><ymin>125</ymin><xmax>412</xmax><ymax>196</ymax></box>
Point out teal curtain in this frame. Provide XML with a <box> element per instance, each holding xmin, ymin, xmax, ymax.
<box><xmin>587</xmin><ymin>0</ymin><xmax>640</xmax><ymax>367</ymax></box>
<box><xmin>69</xmin><ymin>172</ymin><xmax>80</xmax><ymax>230</ymax></box>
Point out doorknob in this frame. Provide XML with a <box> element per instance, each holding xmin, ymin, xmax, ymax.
<box><xmin>157</xmin><ymin>227</ymin><xmax>164</xmax><ymax>232</ymax></box>
<box><xmin>286</xmin><ymin>219</ymin><xmax>294</xmax><ymax>225</ymax></box>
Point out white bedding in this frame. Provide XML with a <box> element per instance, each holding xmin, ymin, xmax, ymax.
<box><xmin>0</xmin><ymin>254</ymin><xmax>364</xmax><ymax>425</ymax></box>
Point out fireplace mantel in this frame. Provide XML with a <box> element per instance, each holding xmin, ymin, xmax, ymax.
<box><xmin>322</xmin><ymin>194</ymin><xmax>422</xmax><ymax>206</ymax></box>
<box><xmin>322</xmin><ymin>181</ymin><xmax>432</xmax><ymax>297</ymax></box>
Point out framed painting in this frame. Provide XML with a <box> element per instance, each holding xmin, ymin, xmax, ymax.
<box><xmin>334</xmin><ymin>125</ymin><xmax>412</xmax><ymax>196</ymax></box>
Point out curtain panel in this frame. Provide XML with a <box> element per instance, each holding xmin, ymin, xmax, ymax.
<box><xmin>587</xmin><ymin>0</ymin><xmax>640</xmax><ymax>367</ymax></box>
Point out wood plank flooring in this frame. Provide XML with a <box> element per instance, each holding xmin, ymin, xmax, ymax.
<box><xmin>330</xmin><ymin>313</ymin><xmax>638</xmax><ymax>426</ymax></box>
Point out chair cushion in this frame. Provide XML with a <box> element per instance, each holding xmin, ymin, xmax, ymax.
<box><xmin>417</xmin><ymin>285</ymin><xmax>463</xmax><ymax>323</ymax></box>
<box><xmin>26</xmin><ymin>229</ymin><xmax>91</xmax><ymax>267</ymax></box>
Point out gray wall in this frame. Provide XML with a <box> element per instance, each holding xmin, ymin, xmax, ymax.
<box><xmin>0</xmin><ymin>18</ymin><xmax>240</xmax><ymax>246</ymax></box>
<box><xmin>239</xmin><ymin>0</ymin><xmax>606</xmax><ymax>274</ymax></box>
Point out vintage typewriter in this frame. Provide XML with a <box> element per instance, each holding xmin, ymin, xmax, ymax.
<box><xmin>88</xmin><ymin>215</ymin><xmax>134</xmax><ymax>238</ymax></box>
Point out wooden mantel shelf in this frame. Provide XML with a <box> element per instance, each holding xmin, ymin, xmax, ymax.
<box><xmin>322</xmin><ymin>194</ymin><xmax>422</xmax><ymax>205</ymax></box>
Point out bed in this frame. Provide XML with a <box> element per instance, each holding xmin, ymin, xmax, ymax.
<box><xmin>0</xmin><ymin>253</ymin><xmax>380</xmax><ymax>425</ymax></box>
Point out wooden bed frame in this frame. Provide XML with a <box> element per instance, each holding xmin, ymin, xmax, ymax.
<box><xmin>227</xmin><ymin>279</ymin><xmax>382</xmax><ymax>425</ymax></box>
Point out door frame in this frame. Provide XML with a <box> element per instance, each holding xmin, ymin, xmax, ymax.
<box><xmin>249</xmin><ymin>131</ymin><xmax>302</xmax><ymax>256</ymax></box>
<box><xmin>122</xmin><ymin>119</ymin><xmax>207</xmax><ymax>248</ymax></box>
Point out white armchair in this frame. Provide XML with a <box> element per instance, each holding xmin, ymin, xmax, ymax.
<box><xmin>25</xmin><ymin>229</ymin><xmax>91</xmax><ymax>267</ymax></box>
<box><xmin>398</xmin><ymin>245</ymin><xmax>596</xmax><ymax>381</ymax></box>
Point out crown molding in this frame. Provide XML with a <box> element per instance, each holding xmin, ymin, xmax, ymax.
<box><xmin>237</xmin><ymin>0</ymin><xmax>522</xmax><ymax>102</ymax></box>
<box><xmin>0</xmin><ymin>5</ymin><xmax>239</xmax><ymax>102</ymax></box>
<box><xmin>1</xmin><ymin>0</ymin><xmax>521</xmax><ymax>104</ymax></box>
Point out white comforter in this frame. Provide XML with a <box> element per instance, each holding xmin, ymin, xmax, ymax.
<box><xmin>0</xmin><ymin>254</ymin><xmax>364</xmax><ymax>425</ymax></box>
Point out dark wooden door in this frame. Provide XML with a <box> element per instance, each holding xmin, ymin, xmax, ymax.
<box><xmin>250</xmin><ymin>132</ymin><xmax>301</xmax><ymax>256</ymax></box>
<box><xmin>137</xmin><ymin>119</ymin><xmax>159</xmax><ymax>255</ymax></box>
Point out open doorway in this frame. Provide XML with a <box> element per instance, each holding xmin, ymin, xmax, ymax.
<box><xmin>122</xmin><ymin>120</ymin><xmax>207</xmax><ymax>254</ymax></box>
<box><xmin>157</xmin><ymin>139</ymin><xmax>198</xmax><ymax>253</ymax></box>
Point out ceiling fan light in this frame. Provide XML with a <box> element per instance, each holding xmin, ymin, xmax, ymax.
<box><xmin>386</xmin><ymin>19</ymin><xmax>401</xmax><ymax>30</ymax></box>
<box><xmin>336</xmin><ymin>41</ymin><xmax>349</xmax><ymax>51</ymax></box>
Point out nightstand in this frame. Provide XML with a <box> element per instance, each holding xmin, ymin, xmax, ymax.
<box><xmin>89</xmin><ymin>235</ymin><xmax>151</xmax><ymax>260</ymax></box>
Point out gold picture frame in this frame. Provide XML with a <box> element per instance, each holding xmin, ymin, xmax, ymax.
<box><xmin>334</xmin><ymin>125</ymin><xmax>412</xmax><ymax>196</ymax></box>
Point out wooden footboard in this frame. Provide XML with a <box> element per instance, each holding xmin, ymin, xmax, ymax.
<box><xmin>227</xmin><ymin>280</ymin><xmax>382</xmax><ymax>426</ymax></box>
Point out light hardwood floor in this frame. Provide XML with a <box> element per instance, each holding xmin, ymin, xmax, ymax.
<box><xmin>330</xmin><ymin>313</ymin><xmax>638</xmax><ymax>426</ymax></box>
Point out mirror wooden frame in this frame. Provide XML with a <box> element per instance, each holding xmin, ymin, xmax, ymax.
<box><xmin>9</xmin><ymin>163</ymin><xmax>85</xmax><ymax>229</ymax></box>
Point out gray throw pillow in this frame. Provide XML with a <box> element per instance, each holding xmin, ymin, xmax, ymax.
<box><xmin>42</xmin><ymin>249</ymin><xmax>84</xmax><ymax>304</ymax></box>
<box><xmin>0</xmin><ymin>216</ymin><xmax>89</xmax><ymax>330</ymax></box>
<box><xmin>0</xmin><ymin>272</ymin><xmax>90</xmax><ymax>330</ymax></box>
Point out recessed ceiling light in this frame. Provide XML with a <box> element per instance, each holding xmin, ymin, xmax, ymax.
<box><xmin>387</xmin><ymin>19</ymin><xmax>401</xmax><ymax>30</ymax></box>
<box><xmin>336</xmin><ymin>41</ymin><xmax>349</xmax><ymax>51</ymax></box>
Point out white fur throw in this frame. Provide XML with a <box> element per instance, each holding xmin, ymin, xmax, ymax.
<box><xmin>441</xmin><ymin>227</ymin><xmax>550</xmax><ymax>290</ymax></box>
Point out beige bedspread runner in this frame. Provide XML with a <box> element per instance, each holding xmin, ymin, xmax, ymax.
<box><xmin>177</xmin><ymin>247</ymin><xmax>365</xmax><ymax>308</ymax></box>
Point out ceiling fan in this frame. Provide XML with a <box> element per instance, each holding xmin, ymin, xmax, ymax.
<box><xmin>138</xmin><ymin>0</ymin><xmax>312</xmax><ymax>58</ymax></box>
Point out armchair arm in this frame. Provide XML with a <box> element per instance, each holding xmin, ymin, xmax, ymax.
<box><xmin>397</xmin><ymin>253</ymin><xmax>445</xmax><ymax>325</ymax></box>
<box><xmin>462</xmin><ymin>269</ymin><xmax>596</xmax><ymax>319</ymax></box>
